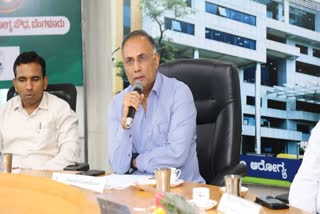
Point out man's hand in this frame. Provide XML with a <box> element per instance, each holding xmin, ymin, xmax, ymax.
<box><xmin>121</xmin><ymin>91</ymin><xmax>144</xmax><ymax>129</ymax></box>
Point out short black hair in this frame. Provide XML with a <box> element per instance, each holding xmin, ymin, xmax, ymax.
<box><xmin>13</xmin><ymin>51</ymin><xmax>46</xmax><ymax>78</ymax></box>
<box><xmin>121</xmin><ymin>30</ymin><xmax>157</xmax><ymax>52</ymax></box>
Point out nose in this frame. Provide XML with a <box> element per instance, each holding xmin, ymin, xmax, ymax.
<box><xmin>133</xmin><ymin>60</ymin><xmax>142</xmax><ymax>72</ymax></box>
<box><xmin>25</xmin><ymin>79</ymin><xmax>33</xmax><ymax>90</ymax></box>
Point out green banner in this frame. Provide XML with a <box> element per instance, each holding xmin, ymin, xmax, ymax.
<box><xmin>0</xmin><ymin>0</ymin><xmax>83</xmax><ymax>89</ymax></box>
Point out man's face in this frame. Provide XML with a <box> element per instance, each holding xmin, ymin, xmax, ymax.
<box><xmin>122</xmin><ymin>36</ymin><xmax>160</xmax><ymax>93</ymax></box>
<box><xmin>13</xmin><ymin>62</ymin><xmax>48</xmax><ymax>109</ymax></box>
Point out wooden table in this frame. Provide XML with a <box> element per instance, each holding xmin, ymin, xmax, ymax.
<box><xmin>19</xmin><ymin>170</ymin><xmax>309</xmax><ymax>214</ymax></box>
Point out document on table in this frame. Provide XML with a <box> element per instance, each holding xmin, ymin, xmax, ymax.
<box><xmin>104</xmin><ymin>174</ymin><xmax>152</xmax><ymax>189</ymax></box>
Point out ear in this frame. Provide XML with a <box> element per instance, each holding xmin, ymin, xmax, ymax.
<box><xmin>43</xmin><ymin>76</ymin><xmax>48</xmax><ymax>90</ymax></box>
<box><xmin>154</xmin><ymin>53</ymin><xmax>160</xmax><ymax>69</ymax></box>
<box><xmin>12</xmin><ymin>79</ymin><xmax>17</xmax><ymax>92</ymax></box>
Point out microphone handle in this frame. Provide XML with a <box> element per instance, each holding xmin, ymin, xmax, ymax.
<box><xmin>126</xmin><ymin>106</ymin><xmax>136</xmax><ymax>129</ymax></box>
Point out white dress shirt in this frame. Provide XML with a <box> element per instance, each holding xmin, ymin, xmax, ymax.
<box><xmin>289</xmin><ymin>121</ymin><xmax>320</xmax><ymax>213</ymax></box>
<box><xmin>0</xmin><ymin>92</ymin><xmax>80</xmax><ymax>170</ymax></box>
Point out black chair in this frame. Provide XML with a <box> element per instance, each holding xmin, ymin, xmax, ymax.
<box><xmin>160</xmin><ymin>59</ymin><xmax>247</xmax><ymax>186</ymax></box>
<box><xmin>7</xmin><ymin>83</ymin><xmax>89</xmax><ymax>171</ymax></box>
<box><xmin>7</xmin><ymin>83</ymin><xmax>77</xmax><ymax>112</ymax></box>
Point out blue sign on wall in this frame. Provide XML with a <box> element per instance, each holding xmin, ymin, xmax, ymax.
<box><xmin>240</xmin><ymin>154</ymin><xmax>302</xmax><ymax>182</ymax></box>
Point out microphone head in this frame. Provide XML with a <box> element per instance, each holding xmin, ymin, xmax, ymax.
<box><xmin>133</xmin><ymin>81</ymin><xmax>143</xmax><ymax>94</ymax></box>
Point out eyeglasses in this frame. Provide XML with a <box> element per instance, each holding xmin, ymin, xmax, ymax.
<box><xmin>124</xmin><ymin>53</ymin><xmax>156</xmax><ymax>67</ymax></box>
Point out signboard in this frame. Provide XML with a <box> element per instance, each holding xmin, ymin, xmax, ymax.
<box><xmin>0</xmin><ymin>0</ymin><xmax>83</xmax><ymax>88</ymax></box>
<box><xmin>240</xmin><ymin>154</ymin><xmax>302</xmax><ymax>182</ymax></box>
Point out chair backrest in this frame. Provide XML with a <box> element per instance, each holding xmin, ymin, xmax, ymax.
<box><xmin>160</xmin><ymin>59</ymin><xmax>242</xmax><ymax>184</ymax></box>
<box><xmin>7</xmin><ymin>83</ymin><xmax>77</xmax><ymax>112</ymax></box>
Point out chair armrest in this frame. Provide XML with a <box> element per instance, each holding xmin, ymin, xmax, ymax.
<box><xmin>210</xmin><ymin>163</ymin><xmax>247</xmax><ymax>186</ymax></box>
<box><xmin>63</xmin><ymin>162</ymin><xmax>90</xmax><ymax>171</ymax></box>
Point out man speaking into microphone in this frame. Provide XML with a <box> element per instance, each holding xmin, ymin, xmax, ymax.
<box><xmin>108</xmin><ymin>30</ymin><xmax>204</xmax><ymax>183</ymax></box>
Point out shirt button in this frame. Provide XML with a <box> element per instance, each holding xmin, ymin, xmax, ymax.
<box><xmin>129</xmin><ymin>134</ymin><xmax>132</xmax><ymax>138</ymax></box>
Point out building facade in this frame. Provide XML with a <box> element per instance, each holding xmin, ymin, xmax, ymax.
<box><xmin>115</xmin><ymin>0</ymin><xmax>320</xmax><ymax>157</ymax></box>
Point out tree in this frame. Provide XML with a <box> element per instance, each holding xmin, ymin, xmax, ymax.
<box><xmin>139</xmin><ymin>0</ymin><xmax>193</xmax><ymax>62</ymax></box>
<box><xmin>112</xmin><ymin>47</ymin><xmax>129</xmax><ymax>91</ymax></box>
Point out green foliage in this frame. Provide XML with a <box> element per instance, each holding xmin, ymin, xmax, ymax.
<box><xmin>157</xmin><ymin>41</ymin><xmax>177</xmax><ymax>63</ymax></box>
<box><xmin>112</xmin><ymin>48</ymin><xmax>128</xmax><ymax>84</ymax></box>
<box><xmin>139</xmin><ymin>0</ymin><xmax>190</xmax><ymax>25</ymax></box>
<box><xmin>139</xmin><ymin>0</ymin><xmax>193</xmax><ymax>62</ymax></box>
<box><xmin>160</xmin><ymin>192</ymin><xmax>199</xmax><ymax>214</ymax></box>
<box><xmin>114</xmin><ymin>60</ymin><xmax>127</xmax><ymax>82</ymax></box>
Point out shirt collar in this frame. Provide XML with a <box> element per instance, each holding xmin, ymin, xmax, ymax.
<box><xmin>13</xmin><ymin>92</ymin><xmax>48</xmax><ymax>111</ymax></box>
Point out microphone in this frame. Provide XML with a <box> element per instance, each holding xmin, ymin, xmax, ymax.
<box><xmin>125</xmin><ymin>81</ymin><xmax>143</xmax><ymax>129</ymax></box>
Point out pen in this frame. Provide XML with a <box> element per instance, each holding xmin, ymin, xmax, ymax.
<box><xmin>38</xmin><ymin>122</ymin><xmax>41</xmax><ymax>133</ymax></box>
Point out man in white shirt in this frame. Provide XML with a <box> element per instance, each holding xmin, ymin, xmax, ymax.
<box><xmin>289</xmin><ymin>121</ymin><xmax>320</xmax><ymax>213</ymax></box>
<box><xmin>0</xmin><ymin>51</ymin><xmax>80</xmax><ymax>170</ymax></box>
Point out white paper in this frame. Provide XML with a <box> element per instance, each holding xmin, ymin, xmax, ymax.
<box><xmin>104</xmin><ymin>174</ymin><xmax>152</xmax><ymax>189</ymax></box>
<box><xmin>12</xmin><ymin>168</ymin><xmax>21</xmax><ymax>174</ymax></box>
<box><xmin>218</xmin><ymin>193</ymin><xmax>262</xmax><ymax>214</ymax></box>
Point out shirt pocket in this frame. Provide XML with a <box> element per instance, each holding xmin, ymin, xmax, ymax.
<box><xmin>151</xmin><ymin>120</ymin><xmax>170</xmax><ymax>146</ymax></box>
<box><xmin>37</xmin><ymin>121</ymin><xmax>57</xmax><ymax>148</ymax></box>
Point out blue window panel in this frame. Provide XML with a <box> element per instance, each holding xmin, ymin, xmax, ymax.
<box><xmin>164</xmin><ymin>18</ymin><xmax>171</xmax><ymax>29</ymax></box>
<box><xmin>205</xmin><ymin>1</ymin><xmax>256</xmax><ymax>26</ymax></box>
<box><xmin>164</xmin><ymin>17</ymin><xmax>194</xmax><ymax>35</ymax></box>
<box><xmin>123</xmin><ymin>0</ymin><xmax>131</xmax><ymax>36</ymax></box>
<box><xmin>289</xmin><ymin>6</ymin><xmax>315</xmax><ymax>31</ymax></box>
<box><xmin>236</xmin><ymin>37</ymin><xmax>245</xmax><ymax>47</ymax></box>
<box><xmin>205</xmin><ymin>2</ymin><xmax>218</xmax><ymax>14</ymax></box>
<box><xmin>205</xmin><ymin>28</ymin><xmax>256</xmax><ymax>50</ymax></box>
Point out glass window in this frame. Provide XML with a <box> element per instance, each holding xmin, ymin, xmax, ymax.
<box><xmin>172</xmin><ymin>20</ymin><xmax>182</xmax><ymax>31</ymax></box>
<box><xmin>248</xmin><ymin>16</ymin><xmax>256</xmax><ymax>25</ymax></box>
<box><xmin>268</xmin><ymin>100</ymin><xmax>286</xmax><ymax>110</ymax></box>
<box><xmin>313</xmin><ymin>48</ymin><xmax>320</xmax><ymax>58</ymax></box>
<box><xmin>261</xmin><ymin>58</ymin><xmax>278</xmax><ymax>86</ymax></box>
<box><xmin>289</xmin><ymin>6</ymin><xmax>315</xmax><ymax>31</ymax></box>
<box><xmin>123</xmin><ymin>0</ymin><xmax>131</xmax><ymax>37</ymax></box>
<box><xmin>296</xmin><ymin>101</ymin><xmax>320</xmax><ymax>113</ymax></box>
<box><xmin>205</xmin><ymin>2</ymin><xmax>218</xmax><ymax>14</ymax></box>
<box><xmin>243</xmin><ymin>64</ymin><xmax>256</xmax><ymax>83</ymax></box>
<box><xmin>218</xmin><ymin>7</ymin><xmax>227</xmax><ymax>17</ymax></box>
<box><xmin>236</xmin><ymin>36</ymin><xmax>244</xmax><ymax>47</ymax></box>
<box><xmin>295</xmin><ymin>44</ymin><xmax>308</xmax><ymax>55</ymax></box>
<box><xmin>267</xmin><ymin>34</ymin><xmax>286</xmax><ymax>43</ymax></box>
<box><xmin>205</xmin><ymin>28</ymin><xmax>256</xmax><ymax>50</ymax></box>
<box><xmin>247</xmin><ymin>96</ymin><xmax>255</xmax><ymax>106</ymax></box>
<box><xmin>164</xmin><ymin>17</ymin><xmax>194</xmax><ymax>35</ymax></box>
<box><xmin>297</xmin><ymin>124</ymin><xmax>310</xmax><ymax>134</ymax></box>
<box><xmin>205</xmin><ymin>1</ymin><xmax>256</xmax><ymax>26</ymax></box>
<box><xmin>296</xmin><ymin>61</ymin><xmax>320</xmax><ymax>77</ymax></box>
<box><xmin>267</xmin><ymin>1</ymin><xmax>278</xmax><ymax>20</ymax></box>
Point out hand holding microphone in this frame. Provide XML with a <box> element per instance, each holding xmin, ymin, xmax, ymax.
<box><xmin>122</xmin><ymin>81</ymin><xmax>144</xmax><ymax>129</ymax></box>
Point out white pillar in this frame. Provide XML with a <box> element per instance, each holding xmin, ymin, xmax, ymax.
<box><xmin>193</xmin><ymin>49</ymin><xmax>199</xmax><ymax>59</ymax></box>
<box><xmin>82</xmin><ymin>0</ymin><xmax>113</xmax><ymax>171</ymax></box>
<box><xmin>255</xmin><ymin>62</ymin><xmax>261</xmax><ymax>154</ymax></box>
<box><xmin>284</xmin><ymin>0</ymin><xmax>289</xmax><ymax>24</ymax></box>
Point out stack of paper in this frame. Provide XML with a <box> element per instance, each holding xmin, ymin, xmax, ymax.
<box><xmin>104</xmin><ymin>174</ymin><xmax>152</xmax><ymax>189</ymax></box>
